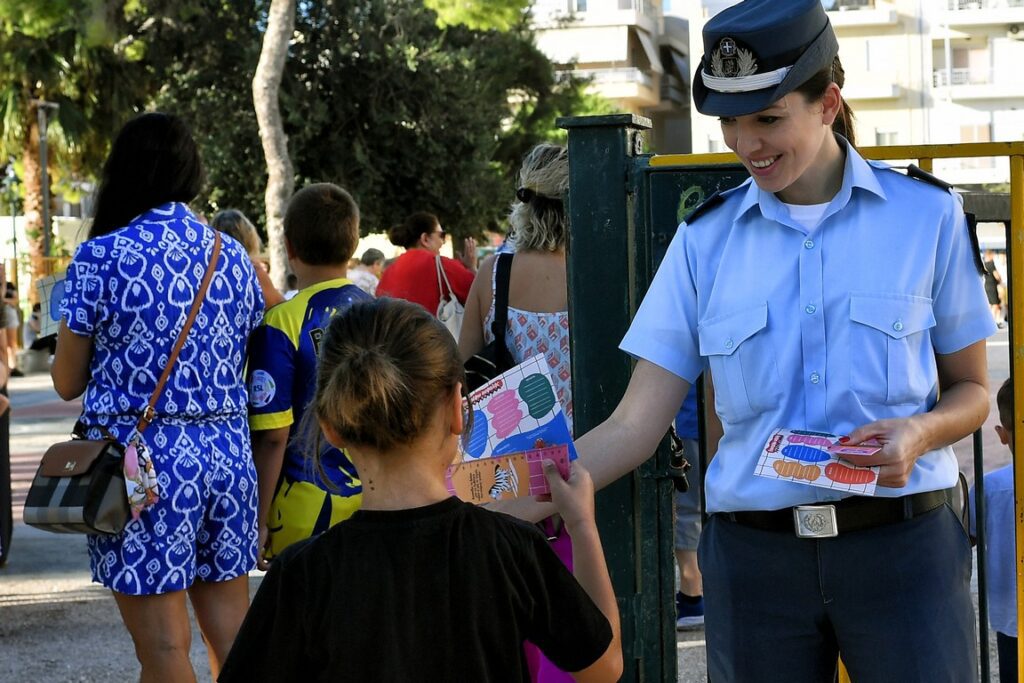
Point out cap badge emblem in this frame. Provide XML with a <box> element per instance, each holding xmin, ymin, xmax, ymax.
<box><xmin>711</xmin><ymin>37</ymin><xmax>758</xmax><ymax>79</ymax></box>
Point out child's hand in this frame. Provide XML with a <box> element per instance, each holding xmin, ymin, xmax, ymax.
<box><xmin>543</xmin><ymin>460</ymin><xmax>596</xmax><ymax>534</ymax></box>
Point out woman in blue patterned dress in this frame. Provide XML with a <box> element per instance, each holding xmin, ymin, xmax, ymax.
<box><xmin>51</xmin><ymin>113</ymin><xmax>264</xmax><ymax>680</ymax></box>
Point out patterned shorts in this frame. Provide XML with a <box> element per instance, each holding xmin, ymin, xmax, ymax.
<box><xmin>86</xmin><ymin>416</ymin><xmax>258</xmax><ymax>595</ymax></box>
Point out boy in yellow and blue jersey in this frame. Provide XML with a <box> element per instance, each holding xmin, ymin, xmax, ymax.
<box><xmin>247</xmin><ymin>184</ymin><xmax>371</xmax><ymax>566</ymax></box>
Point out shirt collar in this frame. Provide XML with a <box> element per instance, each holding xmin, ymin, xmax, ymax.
<box><xmin>734</xmin><ymin>135</ymin><xmax>888</xmax><ymax>226</ymax></box>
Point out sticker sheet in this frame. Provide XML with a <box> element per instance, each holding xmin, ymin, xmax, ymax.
<box><xmin>753</xmin><ymin>428</ymin><xmax>880</xmax><ymax>496</ymax></box>
<box><xmin>463</xmin><ymin>354</ymin><xmax>577</xmax><ymax>462</ymax></box>
<box><xmin>446</xmin><ymin>445</ymin><xmax>570</xmax><ymax>505</ymax></box>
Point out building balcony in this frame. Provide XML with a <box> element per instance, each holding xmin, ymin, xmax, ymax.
<box><xmin>933</xmin><ymin>156</ymin><xmax>1009</xmax><ymax>186</ymax></box>
<box><xmin>842</xmin><ymin>82</ymin><xmax>903</xmax><ymax>100</ymax></box>
<box><xmin>826</xmin><ymin>0</ymin><xmax>900</xmax><ymax>27</ymax></box>
<box><xmin>532</xmin><ymin>0</ymin><xmax>659</xmax><ymax>33</ymax></box>
<box><xmin>940</xmin><ymin>0</ymin><xmax>1024</xmax><ymax>26</ymax></box>
<box><xmin>933</xmin><ymin>68</ymin><xmax>1024</xmax><ymax>97</ymax></box>
<box><xmin>573</xmin><ymin>67</ymin><xmax>660</xmax><ymax>107</ymax></box>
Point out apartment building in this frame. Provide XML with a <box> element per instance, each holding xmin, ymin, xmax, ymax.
<box><xmin>931</xmin><ymin>0</ymin><xmax>1024</xmax><ymax>185</ymax></box>
<box><xmin>669</xmin><ymin>0</ymin><xmax>1024</xmax><ymax>187</ymax></box>
<box><xmin>532</xmin><ymin>0</ymin><xmax>694</xmax><ymax>151</ymax></box>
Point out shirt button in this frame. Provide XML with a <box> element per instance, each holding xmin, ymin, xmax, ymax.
<box><xmin>805</xmin><ymin>304</ymin><xmax>816</xmax><ymax>315</ymax></box>
<box><xmin>893</xmin><ymin>320</ymin><xmax>904</xmax><ymax>332</ymax></box>
<box><xmin>810</xmin><ymin>372</ymin><xmax>821</xmax><ymax>384</ymax></box>
<box><xmin>804</xmin><ymin>239</ymin><xmax>815</xmax><ymax>249</ymax></box>
<box><xmin>724</xmin><ymin>339</ymin><xmax>734</xmax><ymax>349</ymax></box>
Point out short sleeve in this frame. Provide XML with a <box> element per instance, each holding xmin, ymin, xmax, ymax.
<box><xmin>620</xmin><ymin>226</ymin><xmax>703</xmax><ymax>383</ymax></box>
<box><xmin>521</xmin><ymin>531</ymin><xmax>613</xmax><ymax>673</ymax></box>
<box><xmin>218</xmin><ymin>551</ymin><xmax>309</xmax><ymax>682</ymax></box>
<box><xmin>247</xmin><ymin>322</ymin><xmax>295</xmax><ymax>431</ymax></box>
<box><xmin>60</xmin><ymin>240</ymin><xmax>109</xmax><ymax>337</ymax></box>
<box><xmin>245</xmin><ymin>259</ymin><xmax>266</xmax><ymax>331</ymax></box>
<box><xmin>930</xmin><ymin>198</ymin><xmax>996</xmax><ymax>354</ymax></box>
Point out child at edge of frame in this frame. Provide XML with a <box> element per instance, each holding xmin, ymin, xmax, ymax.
<box><xmin>970</xmin><ymin>377</ymin><xmax>1019</xmax><ymax>683</ymax></box>
<box><xmin>245</xmin><ymin>183</ymin><xmax>371</xmax><ymax>569</ymax></box>
<box><xmin>219</xmin><ymin>297</ymin><xmax>623</xmax><ymax>682</ymax></box>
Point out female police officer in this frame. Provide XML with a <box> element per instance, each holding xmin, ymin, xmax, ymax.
<box><xmin>563</xmin><ymin>0</ymin><xmax>995</xmax><ymax>680</ymax></box>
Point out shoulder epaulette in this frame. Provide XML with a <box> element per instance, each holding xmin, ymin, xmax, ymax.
<box><xmin>906</xmin><ymin>164</ymin><xmax>953</xmax><ymax>191</ymax></box>
<box><xmin>964</xmin><ymin>211</ymin><xmax>987</xmax><ymax>277</ymax></box>
<box><xmin>682</xmin><ymin>192</ymin><xmax>725</xmax><ymax>225</ymax></box>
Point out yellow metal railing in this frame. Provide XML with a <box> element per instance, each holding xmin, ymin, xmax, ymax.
<box><xmin>650</xmin><ymin>141</ymin><xmax>1024</xmax><ymax>683</ymax></box>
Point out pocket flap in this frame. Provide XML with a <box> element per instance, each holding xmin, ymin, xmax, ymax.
<box><xmin>38</xmin><ymin>440</ymin><xmax>121</xmax><ymax>478</ymax></box>
<box><xmin>698</xmin><ymin>303</ymin><xmax>769</xmax><ymax>357</ymax></box>
<box><xmin>850</xmin><ymin>295</ymin><xmax>935</xmax><ymax>340</ymax></box>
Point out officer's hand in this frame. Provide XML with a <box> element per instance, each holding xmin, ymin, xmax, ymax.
<box><xmin>840</xmin><ymin>417</ymin><xmax>928</xmax><ymax>488</ymax></box>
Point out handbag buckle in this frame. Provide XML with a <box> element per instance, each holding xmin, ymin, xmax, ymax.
<box><xmin>63</xmin><ymin>460</ymin><xmax>77</xmax><ymax>472</ymax></box>
<box><xmin>793</xmin><ymin>505</ymin><xmax>838</xmax><ymax>538</ymax></box>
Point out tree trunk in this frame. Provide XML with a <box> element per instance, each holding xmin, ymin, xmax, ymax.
<box><xmin>252</xmin><ymin>0</ymin><xmax>296</xmax><ymax>291</ymax></box>
<box><xmin>21</xmin><ymin>116</ymin><xmax>45</xmax><ymax>292</ymax></box>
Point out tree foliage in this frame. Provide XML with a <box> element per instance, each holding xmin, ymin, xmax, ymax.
<box><xmin>0</xmin><ymin>0</ymin><xmax>154</xmax><ymax>274</ymax></box>
<box><xmin>1</xmin><ymin>0</ymin><xmax>609</xmax><ymax>251</ymax></box>
<box><xmin>157</xmin><ymin>0</ymin><xmax>598</xmax><ymax>238</ymax></box>
<box><xmin>423</xmin><ymin>0</ymin><xmax>531</xmax><ymax>31</ymax></box>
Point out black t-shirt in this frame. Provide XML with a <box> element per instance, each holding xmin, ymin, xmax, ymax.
<box><xmin>220</xmin><ymin>497</ymin><xmax>612</xmax><ymax>683</ymax></box>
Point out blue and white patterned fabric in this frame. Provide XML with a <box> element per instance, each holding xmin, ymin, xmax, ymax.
<box><xmin>61</xmin><ymin>202</ymin><xmax>265</xmax><ymax>595</ymax></box>
<box><xmin>621</xmin><ymin>141</ymin><xmax>996</xmax><ymax>514</ymax></box>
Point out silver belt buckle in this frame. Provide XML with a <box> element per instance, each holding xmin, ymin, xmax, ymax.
<box><xmin>793</xmin><ymin>505</ymin><xmax>838</xmax><ymax>538</ymax></box>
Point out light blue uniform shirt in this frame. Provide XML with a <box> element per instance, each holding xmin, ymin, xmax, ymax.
<box><xmin>969</xmin><ymin>465</ymin><xmax>1018</xmax><ymax>637</ymax></box>
<box><xmin>621</xmin><ymin>143</ymin><xmax>996</xmax><ymax>513</ymax></box>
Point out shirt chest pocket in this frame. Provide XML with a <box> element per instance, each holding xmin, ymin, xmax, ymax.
<box><xmin>849</xmin><ymin>294</ymin><xmax>937</xmax><ymax>405</ymax></box>
<box><xmin>698</xmin><ymin>303</ymin><xmax>782</xmax><ymax>424</ymax></box>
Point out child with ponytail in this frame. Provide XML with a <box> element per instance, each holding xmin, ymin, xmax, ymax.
<box><xmin>221</xmin><ymin>298</ymin><xmax>622</xmax><ymax>682</ymax></box>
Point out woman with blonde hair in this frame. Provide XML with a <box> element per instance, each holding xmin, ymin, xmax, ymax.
<box><xmin>459</xmin><ymin>143</ymin><xmax>575</xmax><ymax>683</ymax></box>
<box><xmin>460</xmin><ymin>144</ymin><xmax>573</xmax><ymax>426</ymax></box>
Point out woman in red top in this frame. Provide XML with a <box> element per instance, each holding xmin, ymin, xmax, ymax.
<box><xmin>376</xmin><ymin>212</ymin><xmax>477</xmax><ymax>313</ymax></box>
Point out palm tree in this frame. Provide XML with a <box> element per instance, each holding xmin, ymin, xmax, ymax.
<box><xmin>0</xmin><ymin>1</ymin><xmax>150</xmax><ymax>286</ymax></box>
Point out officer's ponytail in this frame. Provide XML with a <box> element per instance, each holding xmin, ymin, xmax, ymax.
<box><xmin>795</xmin><ymin>55</ymin><xmax>856</xmax><ymax>147</ymax></box>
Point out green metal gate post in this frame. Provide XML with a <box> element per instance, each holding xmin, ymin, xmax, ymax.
<box><xmin>559</xmin><ymin>114</ymin><xmax>677</xmax><ymax>681</ymax></box>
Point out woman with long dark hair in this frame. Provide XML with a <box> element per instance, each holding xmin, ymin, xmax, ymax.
<box><xmin>51</xmin><ymin>112</ymin><xmax>264</xmax><ymax>681</ymax></box>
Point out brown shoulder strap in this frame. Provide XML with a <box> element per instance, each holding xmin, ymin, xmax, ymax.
<box><xmin>135</xmin><ymin>230</ymin><xmax>222</xmax><ymax>435</ymax></box>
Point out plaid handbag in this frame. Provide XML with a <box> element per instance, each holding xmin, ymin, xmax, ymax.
<box><xmin>23</xmin><ymin>432</ymin><xmax>129</xmax><ymax>534</ymax></box>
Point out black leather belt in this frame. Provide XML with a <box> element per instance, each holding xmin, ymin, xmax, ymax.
<box><xmin>723</xmin><ymin>489</ymin><xmax>950</xmax><ymax>537</ymax></box>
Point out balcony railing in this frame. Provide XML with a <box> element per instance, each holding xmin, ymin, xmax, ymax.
<box><xmin>946</xmin><ymin>0</ymin><xmax>1024</xmax><ymax>9</ymax></box>
<box><xmin>535</xmin><ymin>0</ymin><xmax>659</xmax><ymax>14</ymax></box>
<box><xmin>575</xmin><ymin>67</ymin><xmax>654</xmax><ymax>89</ymax></box>
<box><xmin>933</xmin><ymin>68</ymin><xmax>994</xmax><ymax>86</ymax></box>
<box><xmin>827</xmin><ymin>0</ymin><xmax>876</xmax><ymax>10</ymax></box>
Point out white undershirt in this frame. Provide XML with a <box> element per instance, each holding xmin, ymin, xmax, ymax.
<box><xmin>782</xmin><ymin>201</ymin><xmax>830</xmax><ymax>232</ymax></box>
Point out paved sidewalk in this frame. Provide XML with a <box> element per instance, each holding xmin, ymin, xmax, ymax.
<box><xmin>0</xmin><ymin>373</ymin><xmax>241</xmax><ymax>682</ymax></box>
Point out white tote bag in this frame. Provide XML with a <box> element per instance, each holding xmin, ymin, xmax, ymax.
<box><xmin>435</xmin><ymin>255</ymin><xmax>464</xmax><ymax>339</ymax></box>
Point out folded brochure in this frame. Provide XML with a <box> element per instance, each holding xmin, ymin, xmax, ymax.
<box><xmin>462</xmin><ymin>353</ymin><xmax>577</xmax><ymax>462</ymax></box>
<box><xmin>446</xmin><ymin>444</ymin><xmax>570</xmax><ymax>504</ymax></box>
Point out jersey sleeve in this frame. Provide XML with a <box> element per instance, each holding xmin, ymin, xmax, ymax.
<box><xmin>246</xmin><ymin>320</ymin><xmax>295</xmax><ymax>431</ymax></box>
<box><xmin>60</xmin><ymin>239</ymin><xmax>110</xmax><ymax>337</ymax></box>
<box><xmin>930</xmin><ymin>196</ymin><xmax>997</xmax><ymax>354</ymax></box>
<box><xmin>619</xmin><ymin>225</ymin><xmax>704</xmax><ymax>383</ymax></box>
<box><xmin>520</xmin><ymin>529</ymin><xmax>613</xmax><ymax>673</ymax></box>
<box><xmin>218</xmin><ymin>550</ymin><xmax>309</xmax><ymax>682</ymax></box>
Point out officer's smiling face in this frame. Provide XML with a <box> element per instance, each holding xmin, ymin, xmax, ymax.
<box><xmin>718</xmin><ymin>85</ymin><xmax>842</xmax><ymax>205</ymax></box>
